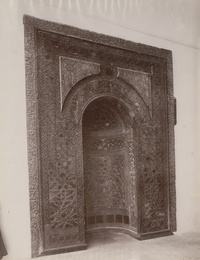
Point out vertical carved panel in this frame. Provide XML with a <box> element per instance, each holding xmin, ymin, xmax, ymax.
<box><xmin>24</xmin><ymin>22</ymin><xmax>44</xmax><ymax>257</ymax></box>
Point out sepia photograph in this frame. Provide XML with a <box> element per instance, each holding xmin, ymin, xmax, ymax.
<box><xmin>0</xmin><ymin>1</ymin><xmax>199</xmax><ymax>259</ymax></box>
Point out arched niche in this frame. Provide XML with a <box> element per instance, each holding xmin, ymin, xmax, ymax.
<box><xmin>61</xmin><ymin>77</ymin><xmax>154</xmax><ymax>243</ymax></box>
<box><xmin>82</xmin><ymin>96</ymin><xmax>137</xmax><ymax>234</ymax></box>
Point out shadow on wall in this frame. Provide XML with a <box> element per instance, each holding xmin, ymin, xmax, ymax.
<box><xmin>0</xmin><ymin>229</ymin><xmax>7</xmax><ymax>259</ymax></box>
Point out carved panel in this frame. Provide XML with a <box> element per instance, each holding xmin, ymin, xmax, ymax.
<box><xmin>60</xmin><ymin>57</ymin><xmax>100</xmax><ymax>109</ymax></box>
<box><xmin>83</xmin><ymin>135</ymin><xmax>127</xmax><ymax>151</ymax></box>
<box><xmin>24</xmin><ymin>15</ymin><xmax>176</xmax><ymax>257</ymax></box>
<box><xmin>117</xmin><ymin>67</ymin><xmax>152</xmax><ymax>116</ymax></box>
<box><xmin>84</xmin><ymin>154</ymin><xmax>126</xmax><ymax>210</ymax></box>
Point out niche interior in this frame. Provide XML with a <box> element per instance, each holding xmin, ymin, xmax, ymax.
<box><xmin>24</xmin><ymin>15</ymin><xmax>176</xmax><ymax>258</ymax></box>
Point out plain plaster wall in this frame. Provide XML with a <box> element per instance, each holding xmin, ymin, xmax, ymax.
<box><xmin>0</xmin><ymin>0</ymin><xmax>199</xmax><ymax>258</ymax></box>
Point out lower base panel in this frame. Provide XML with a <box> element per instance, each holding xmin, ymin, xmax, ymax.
<box><xmin>37</xmin><ymin>229</ymin><xmax>174</xmax><ymax>257</ymax></box>
<box><xmin>138</xmin><ymin>230</ymin><xmax>174</xmax><ymax>240</ymax></box>
<box><xmin>87</xmin><ymin>227</ymin><xmax>174</xmax><ymax>241</ymax></box>
<box><xmin>39</xmin><ymin>243</ymin><xmax>87</xmax><ymax>257</ymax></box>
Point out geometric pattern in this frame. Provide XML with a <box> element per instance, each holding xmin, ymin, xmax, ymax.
<box><xmin>117</xmin><ymin>67</ymin><xmax>152</xmax><ymax>116</ymax></box>
<box><xmin>60</xmin><ymin>57</ymin><xmax>100</xmax><ymax>110</ymax></box>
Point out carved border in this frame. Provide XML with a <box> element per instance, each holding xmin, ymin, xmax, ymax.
<box><xmin>24</xmin><ymin>21</ymin><xmax>44</xmax><ymax>257</ymax></box>
<box><xmin>23</xmin><ymin>15</ymin><xmax>176</xmax><ymax>257</ymax></box>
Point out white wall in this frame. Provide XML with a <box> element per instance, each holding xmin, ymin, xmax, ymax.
<box><xmin>0</xmin><ymin>0</ymin><xmax>199</xmax><ymax>258</ymax></box>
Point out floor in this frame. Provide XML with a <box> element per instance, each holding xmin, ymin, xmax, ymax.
<box><xmin>4</xmin><ymin>231</ymin><xmax>200</xmax><ymax>260</ymax></box>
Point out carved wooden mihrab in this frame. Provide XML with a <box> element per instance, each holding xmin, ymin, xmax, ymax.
<box><xmin>24</xmin><ymin>15</ymin><xmax>176</xmax><ymax>257</ymax></box>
